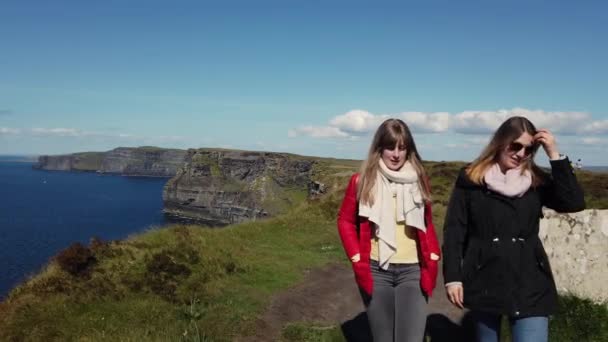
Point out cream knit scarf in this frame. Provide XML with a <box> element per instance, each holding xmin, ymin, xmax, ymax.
<box><xmin>359</xmin><ymin>159</ymin><xmax>426</xmax><ymax>270</ymax></box>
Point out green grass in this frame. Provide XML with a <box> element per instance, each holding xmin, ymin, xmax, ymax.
<box><xmin>549</xmin><ymin>294</ymin><xmax>608</xmax><ymax>342</ymax></box>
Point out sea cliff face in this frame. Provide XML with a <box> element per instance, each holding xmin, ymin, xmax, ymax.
<box><xmin>35</xmin><ymin>147</ymin><xmax>326</xmax><ymax>225</ymax></box>
<box><xmin>162</xmin><ymin>149</ymin><xmax>315</xmax><ymax>225</ymax></box>
<box><xmin>35</xmin><ymin>152</ymin><xmax>105</xmax><ymax>171</ymax></box>
<box><xmin>34</xmin><ymin>147</ymin><xmax>187</xmax><ymax>177</ymax></box>
<box><xmin>99</xmin><ymin>147</ymin><xmax>187</xmax><ymax>177</ymax></box>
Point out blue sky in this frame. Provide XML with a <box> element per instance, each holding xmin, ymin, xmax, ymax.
<box><xmin>1</xmin><ymin>0</ymin><xmax>607</xmax><ymax>165</ymax></box>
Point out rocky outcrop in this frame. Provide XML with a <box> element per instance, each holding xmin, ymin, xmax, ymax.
<box><xmin>34</xmin><ymin>147</ymin><xmax>187</xmax><ymax>177</ymax></box>
<box><xmin>308</xmin><ymin>181</ymin><xmax>327</xmax><ymax>198</ymax></box>
<box><xmin>162</xmin><ymin>149</ymin><xmax>315</xmax><ymax>226</ymax></box>
<box><xmin>539</xmin><ymin>209</ymin><xmax>608</xmax><ymax>303</ymax></box>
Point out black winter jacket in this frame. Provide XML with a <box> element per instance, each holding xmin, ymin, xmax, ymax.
<box><xmin>442</xmin><ymin>158</ymin><xmax>585</xmax><ymax>317</ymax></box>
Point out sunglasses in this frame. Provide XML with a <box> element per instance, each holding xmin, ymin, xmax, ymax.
<box><xmin>507</xmin><ymin>142</ymin><xmax>537</xmax><ymax>156</ymax></box>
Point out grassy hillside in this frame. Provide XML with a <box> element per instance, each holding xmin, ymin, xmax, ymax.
<box><xmin>1</xmin><ymin>158</ymin><xmax>606</xmax><ymax>341</ymax></box>
<box><xmin>0</xmin><ymin>193</ymin><xmax>346</xmax><ymax>341</ymax></box>
<box><xmin>577</xmin><ymin>169</ymin><xmax>608</xmax><ymax>208</ymax></box>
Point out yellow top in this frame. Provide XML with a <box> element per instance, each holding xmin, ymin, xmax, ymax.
<box><xmin>370</xmin><ymin>195</ymin><xmax>419</xmax><ymax>264</ymax></box>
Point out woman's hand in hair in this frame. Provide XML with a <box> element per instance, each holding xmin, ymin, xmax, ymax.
<box><xmin>446</xmin><ymin>283</ymin><xmax>464</xmax><ymax>309</ymax></box>
<box><xmin>534</xmin><ymin>129</ymin><xmax>560</xmax><ymax>160</ymax></box>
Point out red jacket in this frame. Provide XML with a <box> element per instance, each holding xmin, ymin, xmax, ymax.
<box><xmin>337</xmin><ymin>173</ymin><xmax>441</xmax><ymax>297</ymax></box>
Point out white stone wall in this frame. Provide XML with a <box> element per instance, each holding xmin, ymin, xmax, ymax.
<box><xmin>539</xmin><ymin>209</ymin><xmax>608</xmax><ymax>303</ymax></box>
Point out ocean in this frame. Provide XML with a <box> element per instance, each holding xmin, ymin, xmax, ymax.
<box><xmin>0</xmin><ymin>162</ymin><xmax>169</xmax><ymax>299</ymax></box>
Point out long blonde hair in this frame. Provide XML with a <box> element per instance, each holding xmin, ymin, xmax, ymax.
<box><xmin>357</xmin><ymin>118</ymin><xmax>431</xmax><ymax>206</ymax></box>
<box><xmin>467</xmin><ymin>116</ymin><xmax>545</xmax><ymax>186</ymax></box>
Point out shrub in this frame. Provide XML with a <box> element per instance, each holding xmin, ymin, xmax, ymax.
<box><xmin>89</xmin><ymin>236</ymin><xmax>106</xmax><ymax>251</ymax></box>
<box><xmin>146</xmin><ymin>253</ymin><xmax>192</xmax><ymax>278</ymax></box>
<box><xmin>145</xmin><ymin>251</ymin><xmax>192</xmax><ymax>301</ymax></box>
<box><xmin>550</xmin><ymin>294</ymin><xmax>608</xmax><ymax>342</ymax></box>
<box><xmin>55</xmin><ymin>243</ymin><xmax>96</xmax><ymax>276</ymax></box>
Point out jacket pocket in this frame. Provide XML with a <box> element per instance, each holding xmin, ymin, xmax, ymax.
<box><xmin>463</xmin><ymin>241</ymin><xmax>503</xmax><ymax>294</ymax></box>
<box><xmin>534</xmin><ymin>244</ymin><xmax>553</xmax><ymax>278</ymax></box>
<box><xmin>462</xmin><ymin>245</ymin><xmax>481</xmax><ymax>282</ymax></box>
<box><xmin>523</xmin><ymin>243</ymin><xmax>555</xmax><ymax>304</ymax></box>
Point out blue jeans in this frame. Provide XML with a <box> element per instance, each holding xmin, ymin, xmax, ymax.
<box><xmin>473</xmin><ymin>311</ymin><xmax>548</xmax><ymax>342</ymax></box>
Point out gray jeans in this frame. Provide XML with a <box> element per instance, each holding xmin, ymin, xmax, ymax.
<box><xmin>366</xmin><ymin>260</ymin><xmax>428</xmax><ymax>342</ymax></box>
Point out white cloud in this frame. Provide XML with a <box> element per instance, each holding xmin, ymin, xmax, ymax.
<box><xmin>31</xmin><ymin>127</ymin><xmax>88</xmax><ymax>137</ymax></box>
<box><xmin>0</xmin><ymin>127</ymin><xmax>20</xmax><ymax>135</ymax></box>
<box><xmin>451</xmin><ymin>108</ymin><xmax>596</xmax><ymax>135</ymax></box>
<box><xmin>288</xmin><ymin>126</ymin><xmax>349</xmax><ymax>138</ymax></box>
<box><xmin>289</xmin><ymin>108</ymin><xmax>608</xmax><ymax>141</ymax></box>
<box><xmin>580</xmin><ymin>137</ymin><xmax>608</xmax><ymax>146</ymax></box>
<box><xmin>327</xmin><ymin>110</ymin><xmax>450</xmax><ymax>134</ymax></box>
<box><xmin>329</xmin><ymin>109</ymin><xmax>387</xmax><ymax>133</ymax></box>
<box><xmin>509</xmin><ymin>108</ymin><xmax>589</xmax><ymax>135</ymax></box>
<box><xmin>580</xmin><ymin>120</ymin><xmax>608</xmax><ymax>135</ymax></box>
<box><xmin>397</xmin><ymin>112</ymin><xmax>450</xmax><ymax>133</ymax></box>
<box><xmin>451</xmin><ymin>110</ymin><xmax>512</xmax><ymax>134</ymax></box>
<box><xmin>291</xmin><ymin>109</ymin><xmax>451</xmax><ymax>139</ymax></box>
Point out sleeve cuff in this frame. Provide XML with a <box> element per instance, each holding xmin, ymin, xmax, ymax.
<box><xmin>445</xmin><ymin>281</ymin><xmax>462</xmax><ymax>287</ymax></box>
<box><xmin>549</xmin><ymin>156</ymin><xmax>570</xmax><ymax>165</ymax></box>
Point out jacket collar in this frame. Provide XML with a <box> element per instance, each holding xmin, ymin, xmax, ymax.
<box><xmin>455</xmin><ymin>167</ymin><xmax>482</xmax><ymax>190</ymax></box>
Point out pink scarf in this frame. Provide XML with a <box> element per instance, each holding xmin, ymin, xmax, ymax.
<box><xmin>484</xmin><ymin>164</ymin><xmax>532</xmax><ymax>198</ymax></box>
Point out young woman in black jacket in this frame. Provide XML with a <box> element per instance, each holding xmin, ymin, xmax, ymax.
<box><xmin>442</xmin><ymin>116</ymin><xmax>585</xmax><ymax>342</ymax></box>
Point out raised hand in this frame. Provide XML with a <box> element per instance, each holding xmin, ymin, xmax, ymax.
<box><xmin>534</xmin><ymin>129</ymin><xmax>560</xmax><ymax>160</ymax></box>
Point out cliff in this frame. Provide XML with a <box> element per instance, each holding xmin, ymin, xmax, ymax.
<box><xmin>35</xmin><ymin>152</ymin><xmax>105</xmax><ymax>171</ymax></box>
<box><xmin>162</xmin><ymin>149</ymin><xmax>315</xmax><ymax>225</ymax></box>
<box><xmin>540</xmin><ymin>209</ymin><xmax>608</xmax><ymax>303</ymax></box>
<box><xmin>33</xmin><ymin>147</ymin><xmax>355</xmax><ymax>225</ymax></box>
<box><xmin>34</xmin><ymin>147</ymin><xmax>187</xmax><ymax>177</ymax></box>
<box><xmin>99</xmin><ymin>147</ymin><xmax>187</xmax><ymax>177</ymax></box>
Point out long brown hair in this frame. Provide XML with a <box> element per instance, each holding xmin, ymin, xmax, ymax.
<box><xmin>466</xmin><ymin>116</ymin><xmax>545</xmax><ymax>186</ymax></box>
<box><xmin>357</xmin><ymin>118</ymin><xmax>431</xmax><ymax>205</ymax></box>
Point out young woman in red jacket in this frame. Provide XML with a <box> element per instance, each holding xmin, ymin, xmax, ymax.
<box><xmin>337</xmin><ymin>118</ymin><xmax>441</xmax><ymax>342</ymax></box>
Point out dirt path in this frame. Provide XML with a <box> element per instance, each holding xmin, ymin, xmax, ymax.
<box><xmin>241</xmin><ymin>262</ymin><xmax>471</xmax><ymax>341</ymax></box>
